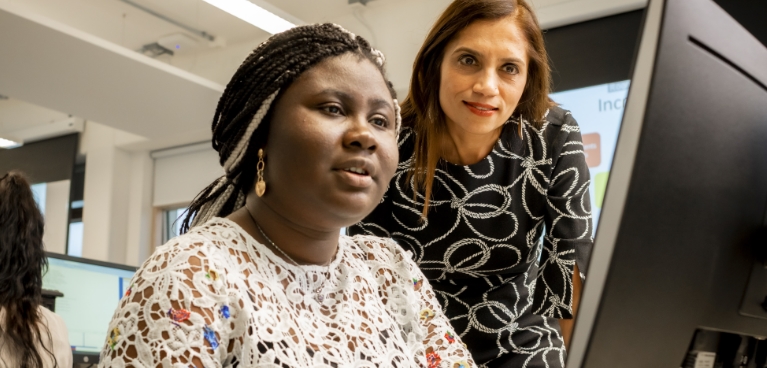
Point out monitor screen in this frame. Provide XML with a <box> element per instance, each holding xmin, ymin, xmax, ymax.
<box><xmin>550</xmin><ymin>80</ymin><xmax>630</xmax><ymax>233</ymax></box>
<box><xmin>42</xmin><ymin>254</ymin><xmax>135</xmax><ymax>355</ymax></box>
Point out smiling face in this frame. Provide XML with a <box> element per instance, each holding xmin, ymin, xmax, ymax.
<box><xmin>439</xmin><ymin>16</ymin><xmax>529</xmax><ymax>136</ymax></box>
<box><xmin>259</xmin><ymin>53</ymin><xmax>398</xmax><ymax>230</ymax></box>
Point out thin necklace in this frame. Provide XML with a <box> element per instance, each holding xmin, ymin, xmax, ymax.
<box><xmin>253</xmin><ymin>221</ymin><xmax>333</xmax><ymax>303</ymax></box>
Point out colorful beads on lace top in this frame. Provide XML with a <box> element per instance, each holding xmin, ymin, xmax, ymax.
<box><xmin>220</xmin><ymin>305</ymin><xmax>231</xmax><ymax>319</ymax></box>
<box><xmin>206</xmin><ymin>269</ymin><xmax>219</xmax><ymax>281</ymax></box>
<box><xmin>444</xmin><ymin>331</ymin><xmax>456</xmax><ymax>344</ymax></box>
<box><xmin>124</xmin><ymin>284</ymin><xmax>133</xmax><ymax>298</ymax></box>
<box><xmin>203</xmin><ymin>325</ymin><xmax>219</xmax><ymax>350</ymax></box>
<box><xmin>426</xmin><ymin>351</ymin><xmax>442</xmax><ymax>368</ymax></box>
<box><xmin>419</xmin><ymin>308</ymin><xmax>435</xmax><ymax>321</ymax></box>
<box><xmin>106</xmin><ymin>327</ymin><xmax>120</xmax><ymax>350</ymax></box>
<box><xmin>168</xmin><ymin>308</ymin><xmax>191</xmax><ymax>324</ymax></box>
<box><xmin>413</xmin><ymin>277</ymin><xmax>423</xmax><ymax>291</ymax></box>
<box><xmin>453</xmin><ymin>360</ymin><xmax>469</xmax><ymax>368</ymax></box>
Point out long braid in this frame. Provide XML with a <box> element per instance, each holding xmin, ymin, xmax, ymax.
<box><xmin>181</xmin><ymin>23</ymin><xmax>400</xmax><ymax>233</ymax></box>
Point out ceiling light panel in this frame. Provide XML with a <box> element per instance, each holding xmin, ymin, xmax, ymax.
<box><xmin>0</xmin><ymin>137</ymin><xmax>22</xmax><ymax>149</ymax></box>
<box><xmin>203</xmin><ymin>0</ymin><xmax>296</xmax><ymax>34</ymax></box>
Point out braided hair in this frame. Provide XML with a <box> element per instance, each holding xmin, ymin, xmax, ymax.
<box><xmin>181</xmin><ymin>23</ymin><xmax>400</xmax><ymax>233</ymax></box>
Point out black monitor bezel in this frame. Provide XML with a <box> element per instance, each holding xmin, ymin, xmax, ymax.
<box><xmin>45</xmin><ymin>251</ymin><xmax>138</xmax><ymax>272</ymax></box>
<box><xmin>567</xmin><ymin>0</ymin><xmax>767</xmax><ymax>366</ymax></box>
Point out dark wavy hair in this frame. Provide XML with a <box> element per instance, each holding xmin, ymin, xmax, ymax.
<box><xmin>181</xmin><ymin>23</ymin><xmax>398</xmax><ymax>232</ymax></box>
<box><xmin>401</xmin><ymin>0</ymin><xmax>555</xmax><ymax>217</ymax></box>
<box><xmin>0</xmin><ymin>171</ymin><xmax>56</xmax><ymax>368</ymax></box>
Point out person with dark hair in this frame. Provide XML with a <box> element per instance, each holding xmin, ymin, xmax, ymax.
<box><xmin>99</xmin><ymin>23</ymin><xmax>474</xmax><ymax>368</ymax></box>
<box><xmin>350</xmin><ymin>0</ymin><xmax>592</xmax><ymax>366</ymax></box>
<box><xmin>0</xmin><ymin>171</ymin><xmax>72</xmax><ymax>368</ymax></box>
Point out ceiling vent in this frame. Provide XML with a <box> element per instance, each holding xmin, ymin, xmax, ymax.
<box><xmin>139</xmin><ymin>42</ymin><xmax>174</xmax><ymax>58</ymax></box>
<box><xmin>157</xmin><ymin>33</ymin><xmax>201</xmax><ymax>54</ymax></box>
<box><xmin>140</xmin><ymin>33</ymin><xmax>202</xmax><ymax>58</ymax></box>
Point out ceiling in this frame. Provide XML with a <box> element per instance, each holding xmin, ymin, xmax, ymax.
<box><xmin>0</xmin><ymin>0</ymin><xmax>646</xmax><ymax>152</ymax></box>
<box><xmin>0</xmin><ymin>97</ymin><xmax>70</xmax><ymax>133</ymax></box>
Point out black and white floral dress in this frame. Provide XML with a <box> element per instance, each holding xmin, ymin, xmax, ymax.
<box><xmin>350</xmin><ymin>106</ymin><xmax>593</xmax><ymax>368</ymax></box>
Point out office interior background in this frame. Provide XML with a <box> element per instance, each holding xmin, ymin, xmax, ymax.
<box><xmin>1</xmin><ymin>0</ymin><xmax>766</xmax><ymax>366</ymax></box>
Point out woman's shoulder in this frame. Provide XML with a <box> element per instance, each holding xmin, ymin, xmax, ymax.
<box><xmin>536</xmin><ymin>106</ymin><xmax>583</xmax><ymax>149</ymax></box>
<box><xmin>396</xmin><ymin>127</ymin><xmax>417</xmax><ymax>161</ymax></box>
<box><xmin>345</xmin><ymin>234</ymin><xmax>414</xmax><ymax>265</ymax></box>
<box><xmin>543</xmin><ymin>105</ymin><xmax>578</xmax><ymax>128</ymax></box>
<box><xmin>38</xmin><ymin>306</ymin><xmax>68</xmax><ymax>333</ymax></box>
<box><xmin>38</xmin><ymin>307</ymin><xmax>73</xmax><ymax>368</ymax></box>
<box><xmin>157</xmin><ymin>218</ymin><xmax>245</xmax><ymax>254</ymax></box>
<box><xmin>38</xmin><ymin>305</ymin><xmax>66</xmax><ymax>324</ymax></box>
<box><xmin>139</xmin><ymin>218</ymin><xmax>246</xmax><ymax>278</ymax></box>
<box><xmin>38</xmin><ymin>307</ymin><xmax>70</xmax><ymax>345</ymax></box>
<box><xmin>344</xmin><ymin>234</ymin><xmax>421</xmax><ymax>292</ymax></box>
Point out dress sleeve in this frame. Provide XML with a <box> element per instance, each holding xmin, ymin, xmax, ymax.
<box><xmin>532</xmin><ymin>112</ymin><xmax>594</xmax><ymax>319</ymax></box>
<box><xmin>99</xmin><ymin>235</ymin><xmax>243</xmax><ymax>367</ymax></box>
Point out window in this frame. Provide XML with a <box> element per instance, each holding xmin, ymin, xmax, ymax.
<box><xmin>163</xmin><ymin>207</ymin><xmax>189</xmax><ymax>243</ymax></box>
<box><xmin>67</xmin><ymin>200</ymin><xmax>84</xmax><ymax>257</ymax></box>
<box><xmin>30</xmin><ymin>182</ymin><xmax>47</xmax><ymax>214</ymax></box>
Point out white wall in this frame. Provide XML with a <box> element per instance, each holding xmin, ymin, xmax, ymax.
<box><xmin>125</xmin><ymin>152</ymin><xmax>154</xmax><ymax>267</ymax></box>
<box><xmin>79</xmin><ymin>121</ymin><xmax>155</xmax><ymax>266</ymax></box>
<box><xmin>81</xmin><ymin>122</ymin><xmax>130</xmax><ymax>263</ymax></box>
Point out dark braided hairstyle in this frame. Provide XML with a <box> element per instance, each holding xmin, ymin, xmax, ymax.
<box><xmin>0</xmin><ymin>171</ymin><xmax>57</xmax><ymax>368</ymax></box>
<box><xmin>181</xmin><ymin>23</ymin><xmax>400</xmax><ymax>233</ymax></box>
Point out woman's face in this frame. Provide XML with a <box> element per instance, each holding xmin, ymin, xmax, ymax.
<box><xmin>439</xmin><ymin>16</ymin><xmax>529</xmax><ymax>136</ymax></box>
<box><xmin>261</xmin><ymin>53</ymin><xmax>398</xmax><ymax>230</ymax></box>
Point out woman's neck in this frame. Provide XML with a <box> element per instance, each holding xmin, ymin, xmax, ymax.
<box><xmin>440</xmin><ymin>123</ymin><xmax>503</xmax><ymax>166</ymax></box>
<box><xmin>227</xmin><ymin>201</ymin><xmax>339</xmax><ymax>266</ymax></box>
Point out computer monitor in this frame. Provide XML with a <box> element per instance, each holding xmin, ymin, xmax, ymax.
<box><xmin>42</xmin><ymin>252</ymin><xmax>136</xmax><ymax>365</ymax></box>
<box><xmin>567</xmin><ymin>0</ymin><xmax>767</xmax><ymax>366</ymax></box>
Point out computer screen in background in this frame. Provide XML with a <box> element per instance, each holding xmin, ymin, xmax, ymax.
<box><xmin>550</xmin><ymin>80</ymin><xmax>630</xmax><ymax>234</ymax></box>
<box><xmin>42</xmin><ymin>254</ymin><xmax>135</xmax><ymax>359</ymax></box>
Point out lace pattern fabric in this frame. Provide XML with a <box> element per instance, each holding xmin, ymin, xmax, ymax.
<box><xmin>99</xmin><ymin>218</ymin><xmax>474</xmax><ymax>368</ymax></box>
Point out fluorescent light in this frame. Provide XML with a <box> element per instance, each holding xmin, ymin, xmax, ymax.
<box><xmin>0</xmin><ymin>137</ymin><xmax>22</xmax><ymax>149</ymax></box>
<box><xmin>203</xmin><ymin>0</ymin><xmax>296</xmax><ymax>34</ymax></box>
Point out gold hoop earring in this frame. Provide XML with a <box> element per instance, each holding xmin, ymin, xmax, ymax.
<box><xmin>255</xmin><ymin>149</ymin><xmax>266</xmax><ymax>197</ymax></box>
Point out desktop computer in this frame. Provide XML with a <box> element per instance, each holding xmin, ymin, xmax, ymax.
<box><xmin>566</xmin><ymin>0</ymin><xmax>767</xmax><ymax>366</ymax></box>
<box><xmin>43</xmin><ymin>252</ymin><xmax>136</xmax><ymax>365</ymax></box>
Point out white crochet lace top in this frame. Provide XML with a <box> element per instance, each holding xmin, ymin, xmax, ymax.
<box><xmin>99</xmin><ymin>218</ymin><xmax>474</xmax><ymax>368</ymax></box>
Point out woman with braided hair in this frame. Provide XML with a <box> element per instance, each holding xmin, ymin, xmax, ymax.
<box><xmin>99</xmin><ymin>23</ymin><xmax>475</xmax><ymax>368</ymax></box>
